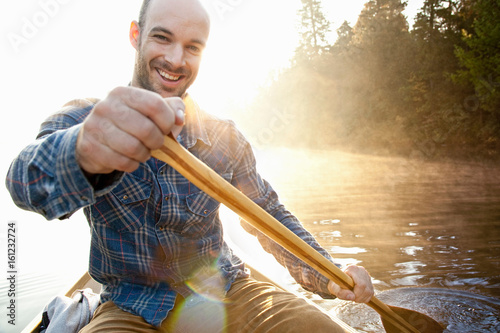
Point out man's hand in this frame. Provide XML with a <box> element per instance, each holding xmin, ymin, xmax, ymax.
<box><xmin>327</xmin><ymin>265</ymin><xmax>374</xmax><ymax>303</ymax></box>
<box><xmin>76</xmin><ymin>86</ymin><xmax>185</xmax><ymax>175</ymax></box>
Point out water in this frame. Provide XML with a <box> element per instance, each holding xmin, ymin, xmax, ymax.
<box><xmin>252</xmin><ymin>147</ymin><xmax>500</xmax><ymax>332</ymax></box>
<box><xmin>1</xmin><ymin>147</ymin><xmax>499</xmax><ymax>332</ymax></box>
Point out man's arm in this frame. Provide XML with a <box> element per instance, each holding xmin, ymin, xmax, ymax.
<box><xmin>6</xmin><ymin>87</ymin><xmax>185</xmax><ymax>220</ymax></box>
<box><xmin>5</xmin><ymin>103</ymin><xmax>104</xmax><ymax>220</ymax></box>
<box><xmin>232</xmin><ymin>138</ymin><xmax>373</xmax><ymax>303</ymax></box>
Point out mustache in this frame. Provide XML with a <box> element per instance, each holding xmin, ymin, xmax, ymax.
<box><xmin>157</xmin><ymin>61</ymin><xmax>189</xmax><ymax>76</ymax></box>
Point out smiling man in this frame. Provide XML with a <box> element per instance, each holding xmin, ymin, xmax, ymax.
<box><xmin>6</xmin><ymin>0</ymin><xmax>373</xmax><ymax>332</ymax></box>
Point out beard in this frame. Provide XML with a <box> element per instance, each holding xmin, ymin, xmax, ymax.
<box><xmin>134</xmin><ymin>49</ymin><xmax>192</xmax><ymax>98</ymax></box>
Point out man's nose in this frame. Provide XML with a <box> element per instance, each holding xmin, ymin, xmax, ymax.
<box><xmin>165</xmin><ymin>44</ymin><xmax>185</xmax><ymax>68</ymax></box>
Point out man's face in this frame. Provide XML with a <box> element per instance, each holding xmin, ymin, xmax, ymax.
<box><xmin>131</xmin><ymin>0</ymin><xmax>210</xmax><ymax>98</ymax></box>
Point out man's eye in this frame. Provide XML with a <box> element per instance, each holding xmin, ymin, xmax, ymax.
<box><xmin>188</xmin><ymin>45</ymin><xmax>201</xmax><ymax>53</ymax></box>
<box><xmin>154</xmin><ymin>35</ymin><xmax>169</xmax><ymax>42</ymax></box>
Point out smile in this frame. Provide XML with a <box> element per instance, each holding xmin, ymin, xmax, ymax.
<box><xmin>157</xmin><ymin>68</ymin><xmax>181</xmax><ymax>81</ymax></box>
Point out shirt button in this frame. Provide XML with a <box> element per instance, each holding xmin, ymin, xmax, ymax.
<box><xmin>159</xmin><ymin>226</ymin><xmax>164</xmax><ymax>231</ymax></box>
<box><xmin>123</xmin><ymin>195</ymin><xmax>129</xmax><ymax>200</ymax></box>
<box><xmin>165</xmin><ymin>196</ymin><xmax>170</xmax><ymax>201</ymax></box>
<box><xmin>203</xmin><ymin>210</ymin><xmax>209</xmax><ymax>215</ymax></box>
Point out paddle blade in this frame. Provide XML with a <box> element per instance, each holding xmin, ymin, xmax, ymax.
<box><xmin>382</xmin><ymin>305</ymin><xmax>444</xmax><ymax>333</ymax></box>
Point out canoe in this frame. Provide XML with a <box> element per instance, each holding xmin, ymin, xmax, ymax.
<box><xmin>22</xmin><ymin>264</ymin><xmax>357</xmax><ymax>333</ymax></box>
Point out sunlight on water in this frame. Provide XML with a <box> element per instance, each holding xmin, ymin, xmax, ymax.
<box><xmin>250</xmin><ymin>147</ymin><xmax>500</xmax><ymax>332</ymax></box>
<box><xmin>330</xmin><ymin>246</ymin><xmax>367</xmax><ymax>254</ymax></box>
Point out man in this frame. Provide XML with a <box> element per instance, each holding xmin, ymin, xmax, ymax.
<box><xmin>6</xmin><ymin>0</ymin><xmax>374</xmax><ymax>331</ymax></box>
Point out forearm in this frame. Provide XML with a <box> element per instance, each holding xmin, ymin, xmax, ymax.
<box><xmin>242</xmin><ymin>215</ymin><xmax>336</xmax><ymax>298</ymax></box>
<box><xmin>6</xmin><ymin>125</ymin><xmax>101</xmax><ymax>220</ymax></box>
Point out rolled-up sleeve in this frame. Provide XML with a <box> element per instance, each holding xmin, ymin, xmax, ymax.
<box><xmin>231</xmin><ymin>133</ymin><xmax>336</xmax><ymax>299</ymax></box>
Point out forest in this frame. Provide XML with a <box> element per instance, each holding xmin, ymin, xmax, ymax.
<box><xmin>239</xmin><ymin>0</ymin><xmax>500</xmax><ymax>161</ymax></box>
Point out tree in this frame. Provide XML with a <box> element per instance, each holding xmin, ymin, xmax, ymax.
<box><xmin>238</xmin><ymin>0</ymin><xmax>499</xmax><ymax>158</ymax></box>
<box><xmin>332</xmin><ymin>21</ymin><xmax>354</xmax><ymax>53</ymax></box>
<box><xmin>295</xmin><ymin>0</ymin><xmax>331</xmax><ymax>63</ymax></box>
<box><xmin>349</xmin><ymin>0</ymin><xmax>412</xmax><ymax>122</ymax></box>
<box><xmin>454</xmin><ymin>0</ymin><xmax>500</xmax><ymax>146</ymax></box>
<box><xmin>406</xmin><ymin>0</ymin><xmax>481</xmax><ymax>153</ymax></box>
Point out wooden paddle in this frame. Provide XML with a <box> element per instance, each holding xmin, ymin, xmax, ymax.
<box><xmin>152</xmin><ymin>135</ymin><xmax>444</xmax><ymax>333</ymax></box>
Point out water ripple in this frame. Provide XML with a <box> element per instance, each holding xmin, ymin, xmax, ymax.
<box><xmin>328</xmin><ymin>288</ymin><xmax>500</xmax><ymax>333</ymax></box>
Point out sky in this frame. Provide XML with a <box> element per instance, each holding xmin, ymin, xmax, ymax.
<box><xmin>0</xmin><ymin>0</ymin><xmax>423</xmax><ymax>267</ymax></box>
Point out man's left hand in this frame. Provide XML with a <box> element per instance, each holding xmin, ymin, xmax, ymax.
<box><xmin>327</xmin><ymin>265</ymin><xmax>374</xmax><ymax>303</ymax></box>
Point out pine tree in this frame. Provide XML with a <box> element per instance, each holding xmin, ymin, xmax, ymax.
<box><xmin>333</xmin><ymin>21</ymin><xmax>354</xmax><ymax>52</ymax></box>
<box><xmin>295</xmin><ymin>0</ymin><xmax>331</xmax><ymax>63</ymax></box>
<box><xmin>406</xmin><ymin>0</ymin><xmax>478</xmax><ymax>152</ymax></box>
<box><xmin>454</xmin><ymin>0</ymin><xmax>500</xmax><ymax>143</ymax></box>
<box><xmin>349</xmin><ymin>0</ymin><xmax>412</xmax><ymax>122</ymax></box>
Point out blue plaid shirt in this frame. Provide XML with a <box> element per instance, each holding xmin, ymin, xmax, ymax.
<box><xmin>6</xmin><ymin>95</ymin><xmax>335</xmax><ymax>327</ymax></box>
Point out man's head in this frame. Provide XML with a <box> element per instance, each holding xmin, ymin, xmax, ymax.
<box><xmin>130</xmin><ymin>0</ymin><xmax>210</xmax><ymax>98</ymax></box>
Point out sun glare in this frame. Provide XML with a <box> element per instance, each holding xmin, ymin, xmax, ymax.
<box><xmin>191</xmin><ymin>0</ymin><xmax>302</xmax><ymax>119</ymax></box>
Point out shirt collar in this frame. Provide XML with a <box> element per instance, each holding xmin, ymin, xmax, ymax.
<box><xmin>179</xmin><ymin>94</ymin><xmax>211</xmax><ymax>149</ymax></box>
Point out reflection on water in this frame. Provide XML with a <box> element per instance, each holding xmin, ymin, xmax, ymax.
<box><xmin>254</xmin><ymin>147</ymin><xmax>500</xmax><ymax>332</ymax></box>
<box><xmin>326</xmin><ymin>288</ymin><xmax>500</xmax><ymax>332</ymax></box>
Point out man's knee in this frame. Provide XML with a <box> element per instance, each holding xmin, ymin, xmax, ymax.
<box><xmin>79</xmin><ymin>302</ymin><xmax>156</xmax><ymax>333</ymax></box>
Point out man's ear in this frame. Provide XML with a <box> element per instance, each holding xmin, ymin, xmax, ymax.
<box><xmin>130</xmin><ymin>21</ymin><xmax>140</xmax><ymax>50</ymax></box>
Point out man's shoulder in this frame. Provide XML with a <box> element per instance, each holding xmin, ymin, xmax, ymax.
<box><xmin>37</xmin><ymin>98</ymin><xmax>99</xmax><ymax>138</ymax></box>
<box><xmin>199</xmin><ymin>108</ymin><xmax>235</xmax><ymax>127</ymax></box>
<box><xmin>198</xmin><ymin>108</ymin><xmax>245</xmax><ymax>141</ymax></box>
<box><xmin>50</xmin><ymin>98</ymin><xmax>100</xmax><ymax>119</ymax></box>
<box><xmin>62</xmin><ymin>98</ymin><xmax>100</xmax><ymax>109</ymax></box>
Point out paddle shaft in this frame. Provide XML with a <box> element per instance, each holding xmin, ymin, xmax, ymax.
<box><xmin>152</xmin><ymin>135</ymin><xmax>421</xmax><ymax>333</ymax></box>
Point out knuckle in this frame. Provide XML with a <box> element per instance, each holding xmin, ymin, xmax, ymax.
<box><xmin>144</xmin><ymin>94</ymin><xmax>165</xmax><ymax>115</ymax></box>
<box><xmin>109</xmin><ymin>86</ymin><xmax>126</xmax><ymax>97</ymax></box>
<box><xmin>116</xmin><ymin>157</ymin><xmax>138</xmax><ymax>173</ymax></box>
<box><xmin>124</xmin><ymin>140</ymin><xmax>144</xmax><ymax>157</ymax></box>
<box><xmin>130</xmin><ymin>86</ymin><xmax>147</xmax><ymax>103</ymax></box>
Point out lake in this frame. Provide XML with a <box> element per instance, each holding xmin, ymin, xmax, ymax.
<box><xmin>246</xmin><ymin>147</ymin><xmax>500</xmax><ymax>332</ymax></box>
<box><xmin>1</xmin><ymin>147</ymin><xmax>499</xmax><ymax>332</ymax></box>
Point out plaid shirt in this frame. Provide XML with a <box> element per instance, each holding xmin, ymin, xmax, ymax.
<box><xmin>6</xmin><ymin>95</ymin><xmax>335</xmax><ymax>327</ymax></box>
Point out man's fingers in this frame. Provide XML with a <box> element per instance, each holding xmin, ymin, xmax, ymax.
<box><xmin>76</xmin><ymin>87</ymin><xmax>186</xmax><ymax>175</ymax></box>
<box><xmin>117</xmin><ymin>87</ymin><xmax>185</xmax><ymax>135</ymax></box>
<box><xmin>345</xmin><ymin>265</ymin><xmax>374</xmax><ymax>303</ymax></box>
<box><xmin>76</xmin><ymin>127</ymin><xmax>141</xmax><ymax>174</ymax></box>
<box><xmin>108</xmin><ymin>104</ymin><xmax>165</xmax><ymax>150</ymax></box>
<box><xmin>328</xmin><ymin>265</ymin><xmax>374</xmax><ymax>303</ymax></box>
<box><xmin>328</xmin><ymin>281</ymin><xmax>355</xmax><ymax>301</ymax></box>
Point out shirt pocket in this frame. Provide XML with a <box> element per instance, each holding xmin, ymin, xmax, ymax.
<box><xmin>181</xmin><ymin>171</ymin><xmax>233</xmax><ymax>237</ymax></box>
<box><xmin>182</xmin><ymin>191</ymin><xmax>221</xmax><ymax>237</ymax></box>
<box><xmin>91</xmin><ymin>173</ymin><xmax>153</xmax><ymax>233</ymax></box>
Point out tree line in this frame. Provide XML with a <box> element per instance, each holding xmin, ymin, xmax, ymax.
<box><xmin>240</xmin><ymin>0</ymin><xmax>500</xmax><ymax>160</ymax></box>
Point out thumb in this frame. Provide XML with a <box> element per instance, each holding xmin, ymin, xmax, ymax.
<box><xmin>164</xmin><ymin>97</ymin><xmax>185</xmax><ymax>126</ymax></box>
<box><xmin>174</xmin><ymin>108</ymin><xmax>185</xmax><ymax>126</ymax></box>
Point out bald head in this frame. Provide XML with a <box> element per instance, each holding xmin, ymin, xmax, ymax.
<box><xmin>138</xmin><ymin>0</ymin><xmax>210</xmax><ymax>31</ymax></box>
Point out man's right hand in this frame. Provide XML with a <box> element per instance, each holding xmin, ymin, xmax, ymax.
<box><xmin>76</xmin><ymin>86</ymin><xmax>185</xmax><ymax>175</ymax></box>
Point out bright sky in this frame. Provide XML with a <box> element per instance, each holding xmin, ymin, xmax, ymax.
<box><xmin>0</xmin><ymin>0</ymin><xmax>423</xmax><ymax>266</ymax></box>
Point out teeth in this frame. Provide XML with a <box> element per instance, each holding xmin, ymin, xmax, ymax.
<box><xmin>158</xmin><ymin>69</ymin><xmax>180</xmax><ymax>81</ymax></box>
